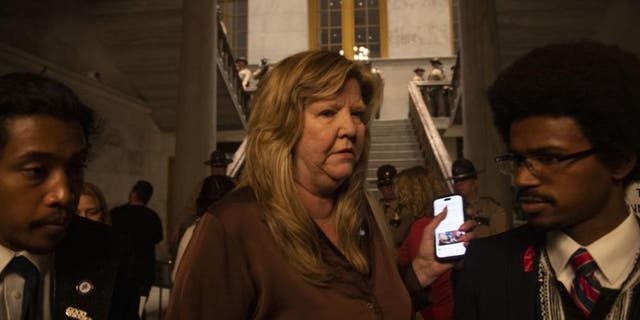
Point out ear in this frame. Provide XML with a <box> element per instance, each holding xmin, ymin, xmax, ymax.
<box><xmin>611</xmin><ymin>151</ymin><xmax>637</xmax><ymax>181</ymax></box>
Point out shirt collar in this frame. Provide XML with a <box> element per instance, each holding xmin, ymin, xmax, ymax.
<box><xmin>0</xmin><ymin>243</ymin><xmax>51</xmax><ymax>275</ymax></box>
<box><xmin>547</xmin><ymin>213</ymin><xmax>640</xmax><ymax>285</ymax></box>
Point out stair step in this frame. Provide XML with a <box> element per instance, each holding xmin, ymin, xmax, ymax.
<box><xmin>370</xmin><ymin>119</ymin><xmax>410</xmax><ymax>127</ymax></box>
<box><xmin>370</xmin><ymin>135</ymin><xmax>418</xmax><ymax>143</ymax></box>
<box><xmin>368</xmin><ymin>158</ymin><xmax>425</xmax><ymax>169</ymax></box>
<box><xmin>370</xmin><ymin>125</ymin><xmax>415</xmax><ymax>133</ymax></box>
<box><xmin>369</xmin><ymin>150</ymin><xmax>423</xmax><ymax>159</ymax></box>
<box><xmin>370</xmin><ymin>142</ymin><xmax>420</xmax><ymax>152</ymax></box>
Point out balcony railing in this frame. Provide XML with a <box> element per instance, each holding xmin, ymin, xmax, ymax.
<box><xmin>408</xmin><ymin>80</ymin><xmax>454</xmax><ymax>192</ymax></box>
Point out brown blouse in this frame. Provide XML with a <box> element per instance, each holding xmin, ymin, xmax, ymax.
<box><xmin>167</xmin><ymin>187</ymin><xmax>413</xmax><ymax>319</ymax></box>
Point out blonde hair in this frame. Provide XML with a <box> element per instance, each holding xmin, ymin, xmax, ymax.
<box><xmin>394</xmin><ymin>166</ymin><xmax>448</xmax><ymax>218</ymax></box>
<box><xmin>238</xmin><ymin>50</ymin><xmax>382</xmax><ymax>286</ymax></box>
<box><xmin>81</xmin><ymin>182</ymin><xmax>111</xmax><ymax>225</ymax></box>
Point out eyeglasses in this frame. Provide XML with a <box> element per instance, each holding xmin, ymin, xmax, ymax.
<box><xmin>495</xmin><ymin>148</ymin><xmax>597</xmax><ymax>178</ymax></box>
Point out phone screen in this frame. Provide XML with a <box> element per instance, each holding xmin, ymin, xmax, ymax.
<box><xmin>433</xmin><ymin>194</ymin><xmax>466</xmax><ymax>260</ymax></box>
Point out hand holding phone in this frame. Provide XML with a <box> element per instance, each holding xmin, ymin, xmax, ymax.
<box><xmin>433</xmin><ymin>194</ymin><xmax>466</xmax><ymax>261</ymax></box>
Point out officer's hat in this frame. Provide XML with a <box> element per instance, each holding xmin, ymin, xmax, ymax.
<box><xmin>376</xmin><ymin>165</ymin><xmax>397</xmax><ymax>187</ymax></box>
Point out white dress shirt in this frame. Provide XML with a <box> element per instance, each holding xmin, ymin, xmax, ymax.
<box><xmin>547</xmin><ymin>213</ymin><xmax>640</xmax><ymax>291</ymax></box>
<box><xmin>0</xmin><ymin>244</ymin><xmax>51</xmax><ymax>320</ymax></box>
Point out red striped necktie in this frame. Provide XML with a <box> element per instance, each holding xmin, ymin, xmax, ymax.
<box><xmin>569</xmin><ymin>248</ymin><xmax>601</xmax><ymax>317</ymax></box>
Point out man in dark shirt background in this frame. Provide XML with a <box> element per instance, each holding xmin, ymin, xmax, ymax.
<box><xmin>110</xmin><ymin>180</ymin><xmax>163</xmax><ymax>307</ymax></box>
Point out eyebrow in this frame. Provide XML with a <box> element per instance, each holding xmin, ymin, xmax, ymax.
<box><xmin>508</xmin><ymin>146</ymin><xmax>570</xmax><ymax>155</ymax></box>
<box><xmin>14</xmin><ymin>148</ymin><xmax>89</xmax><ymax>165</ymax></box>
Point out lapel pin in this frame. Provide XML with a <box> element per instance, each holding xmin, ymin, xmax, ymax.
<box><xmin>75</xmin><ymin>280</ymin><xmax>94</xmax><ymax>295</ymax></box>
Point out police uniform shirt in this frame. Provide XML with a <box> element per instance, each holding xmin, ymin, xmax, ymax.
<box><xmin>0</xmin><ymin>244</ymin><xmax>51</xmax><ymax>320</ymax></box>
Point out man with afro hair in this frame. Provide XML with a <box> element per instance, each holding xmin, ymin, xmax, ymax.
<box><xmin>455</xmin><ymin>41</ymin><xmax>640</xmax><ymax>319</ymax></box>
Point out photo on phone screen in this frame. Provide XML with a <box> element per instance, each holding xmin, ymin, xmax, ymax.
<box><xmin>433</xmin><ymin>194</ymin><xmax>466</xmax><ymax>260</ymax></box>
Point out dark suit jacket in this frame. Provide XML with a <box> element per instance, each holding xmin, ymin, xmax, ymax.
<box><xmin>52</xmin><ymin>216</ymin><xmax>139</xmax><ymax>320</ymax></box>
<box><xmin>454</xmin><ymin>225</ymin><xmax>640</xmax><ymax>320</ymax></box>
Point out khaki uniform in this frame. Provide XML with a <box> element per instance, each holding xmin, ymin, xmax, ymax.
<box><xmin>380</xmin><ymin>198</ymin><xmax>414</xmax><ymax>248</ymax></box>
<box><xmin>467</xmin><ymin>197</ymin><xmax>510</xmax><ymax>238</ymax></box>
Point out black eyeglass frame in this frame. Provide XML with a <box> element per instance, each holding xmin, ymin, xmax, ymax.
<box><xmin>494</xmin><ymin>148</ymin><xmax>597</xmax><ymax>177</ymax></box>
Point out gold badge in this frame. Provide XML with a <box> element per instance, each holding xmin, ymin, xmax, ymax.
<box><xmin>65</xmin><ymin>306</ymin><xmax>93</xmax><ymax>320</ymax></box>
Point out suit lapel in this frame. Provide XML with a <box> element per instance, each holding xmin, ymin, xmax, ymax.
<box><xmin>51</xmin><ymin>218</ymin><xmax>119</xmax><ymax>320</ymax></box>
<box><xmin>506</xmin><ymin>227</ymin><xmax>542</xmax><ymax>320</ymax></box>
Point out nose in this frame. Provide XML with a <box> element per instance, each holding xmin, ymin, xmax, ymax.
<box><xmin>512</xmin><ymin>162</ymin><xmax>541</xmax><ymax>188</ymax></box>
<box><xmin>337</xmin><ymin>108</ymin><xmax>357</xmax><ymax>139</ymax></box>
<box><xmin>45</xmin><ymin>170</ymin><xmax>74</xmax><ymax>208</ymax></box>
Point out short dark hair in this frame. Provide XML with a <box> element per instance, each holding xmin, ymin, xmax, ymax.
<box><xmin>132</xmin><ymin>180</ymin><xmax>154</xmax><ymax>204</ymax></box>
<box><xmin>0</xmin><ymin>73</ymin><xmax>100</xmax><ymax>152</ymax></box>
<box><xmin>489</xmin><ymin>41</ymin><xmax>640</xmax><ymax>186</ymax></box>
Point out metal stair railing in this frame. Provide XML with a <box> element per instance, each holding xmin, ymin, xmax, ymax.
<box><xmin>215</xmin><ymin>18</ymin><xmax>249</xmax><ymax>178</ymax></box>
<box><xmin>216</xmin><ymin>18</ymin><xmax>249</xmax><ymax>127</ymax></box>
<box><xmin>408</xmin><ymin>80</ymin><xmax>454</xmax><ymax>192</ymax></box>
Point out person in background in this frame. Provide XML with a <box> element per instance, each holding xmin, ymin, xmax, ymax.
<box><xmin>450</xmin><ymin>158</ymin><xmax>510</xmax><ymax>238</ymax></box>
<box><xmin>427</xmin><ymin>58</ymin><xmax>445</xmax><ymax>81</ymax></box>
<box><xmin>377</xmin><ymin>164</ymin><xmax>412</xmax><ymax>249</ymax></box>
<box><xmin>110</xmin><ymin>180</ymin><xmax>163</xmax><ymax>312</ymax></box>
<box><xmin>396</xmin><ymin>166</ymin><xmax>452</xmax><ymax>320</ymax></box>
<box><xmin>167</xmin><ymin>50</ymin><xmax>474</xmax><ymax>319</ymax></box>
<box><xmin>252</xmin><ymin>58</ymin><xmax>272</xmax><ymax>83</ymax></box>
<box><xmin>172</xmin><ymin>174</ymin><xmax>232</xmax><ymax>282</ymax></box>
<box><xmin>76</xmin><ymin>182</ymin><xmax>111</xmax><ymax>225</ymax></box>
<box><xmin>427</xmin><ymin>58</ymin><xmax>446</xmax><ymax>117</ymax></box>
<box><xmin>169</xmin><ymin>150</ymin><xmax>236</xmax><ymax>259</ymax></box>
<box><xmin>0</xmin><ymin>72</ymin><xmax>138</xmax><ymax>319</ymax></box>
<box><xmin>236</xmin><ymin>57</ymin><xmax>253</xmax><ymax>90</ymax></box>
<box><xmin>412</xmin><ymin>67</ymin><xmax>426</xmax><ymax>82</ymax></box>
<box><xmin>455</xmin><ymin>41</ymin><xmax>640</xmax><ymax>319</ymax></box>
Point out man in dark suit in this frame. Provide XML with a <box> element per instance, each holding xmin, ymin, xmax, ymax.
<box><xmin>455</xmin><ymin>42</ymin><xmax>640</xmax><ymax>319</ymax></box>
<box><xmin>0</xmin><ymin>73</ymin><xmax>138</xmax><ymax>319</ymax></box>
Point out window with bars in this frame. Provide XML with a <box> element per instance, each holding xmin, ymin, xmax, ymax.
<box><xmin>319</xmin><ymin>0</ymin><xmax>343</xmax><ymax>53</ymax></box>
<box><xmin>354</xmin><ymin>0</ymin><xmax>381</xmax><ymax>58</ymax></box>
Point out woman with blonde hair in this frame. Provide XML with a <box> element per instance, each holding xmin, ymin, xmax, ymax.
<box><xmin>76</xmin><ymin>181</ymin><xmax>111</xmax><ymax>225</ymax></box>
<box><xmin>167</xmin><ymin>50</ymin><xmax>473</xmax><ymax>319</ymax></box>
<box><xmin>395</xmin><ymin>166</ymin><xmax>454</xmax><ymax>320</ymax></box>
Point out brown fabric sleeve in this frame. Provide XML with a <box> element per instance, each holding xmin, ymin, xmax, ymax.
<box><xmin>401</xmin><ymin>264</ymin><xmax>432</xmax><ymax>310</ymax></box>
<box><xmin>166</xmin><ymin>212</ymin><xmax>255</xmax><ymax>319</ymax></box>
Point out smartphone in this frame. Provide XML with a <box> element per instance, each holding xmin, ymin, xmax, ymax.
<box><xmin>433</xmin><ymin>194</ymin><xmax>466</xmax><ymax>261</ymax></box>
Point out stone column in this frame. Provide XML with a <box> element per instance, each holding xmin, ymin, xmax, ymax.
<box><xmin>458</xmin><ymin>0</ymin><xmax>513</xmax><ymax>213</ymax></box>
<box><xmin>171</xmin><ymin>0</ymin><xmax>218</xmax><ymax>237</ymax></box>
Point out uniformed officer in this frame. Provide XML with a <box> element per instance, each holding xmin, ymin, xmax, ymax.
<box><xmin>377</xmin><ymin>164</ymin><xmax>410</xmax><ymax>247</ymax></box>
<box><xmin>449</xmin><ymin>158</ymin><xmax>510</xmax><ymax>238</ymax></box>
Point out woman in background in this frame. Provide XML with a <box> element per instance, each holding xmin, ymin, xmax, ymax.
<box><xmin>167</xmin><ymin>50</ymin><xmax>473</xmax><ymax>319</ymax></box>
<box><xmin>396</xmin><ymin>166</ymin><xmax>453</xmax><ymax>320</ymax></box>
<box><xmin>76</xmin><ymin>182</ymin><xmax>110</xmax><ymax>225</ymax></box>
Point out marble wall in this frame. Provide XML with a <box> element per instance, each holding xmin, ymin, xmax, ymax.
<box><xmin>247</xmin><ymin>0</ymin><xmax>309</xmax><ymax>64</ymax></box>
<box><xmin>387</xmin><ymin>0</ymin><xmax>453</xmax><ymax>58</ymax></box>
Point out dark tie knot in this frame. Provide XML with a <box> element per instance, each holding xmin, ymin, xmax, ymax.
<box><xmin>570</xmin><ymin>248</ymin><xmax>598</xmax><ymax>277</ymax></box>
<box><xmin>4</xmin><ymin>256</ymin><xmax>39</xmax><ymax>279</ymax></box>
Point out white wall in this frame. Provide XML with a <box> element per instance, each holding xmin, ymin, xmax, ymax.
<box><xmin>248</xmin><ymin>0</ymin><xmax>309</xmax><ymax>64</ymax></box>
<box><xmin>0</xmin><ymin>44</ymin><xmax>174</xmax><ymax>255</ymax></box>
<box><xmin>387</xmin><ymin>0</ymin><xmax>453</xmax><ymax>58</ymax></box>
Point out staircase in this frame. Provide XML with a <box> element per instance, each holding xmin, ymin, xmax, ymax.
<box><xmin>367</xmin><ymin>119</ymin><xmax>426</xmax><ymax>194</ymax></box>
